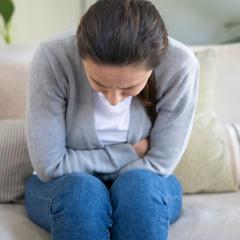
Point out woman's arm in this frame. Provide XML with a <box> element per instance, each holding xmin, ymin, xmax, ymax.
<box><xmin>25</xmin><ymin>44</ymin><xmax>139</xmax><ymax>182</ymax></box>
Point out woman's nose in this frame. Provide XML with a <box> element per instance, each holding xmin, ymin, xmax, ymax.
<box><xmin>106</xmin><ymin>91</ymin><xmax>123</xmax><ymax>106</ymax></box>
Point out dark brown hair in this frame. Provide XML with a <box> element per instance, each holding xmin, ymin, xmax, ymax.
<box><xmin>76</xmin><ymin>0</ymin><xmax>169</xmax><ymax>124</ymax></box>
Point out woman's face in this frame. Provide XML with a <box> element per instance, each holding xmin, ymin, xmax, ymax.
<box><xmin>82</xmin><ymin>58</ymin><xmax>153</xmax><ymax>106</ymax></box>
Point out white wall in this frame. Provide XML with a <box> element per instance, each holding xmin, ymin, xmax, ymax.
<box><xmin>83</xmin><ymin>0</ymin><xmax>240</xmax><ymax>45</ymax></box>
<box><xmin>0</xmin><ymin>0</ymin><xmax>82</xmax><ymax>45</ymax></box>
<box><xmin>1</xmin><ymin>0</ymin><xmax>239</xmax><ymax>45</ymax></box>
<box><xmin>151</xmin><ymin>0</ymin><xmax>240</xmax><ymax>45</ymax></box>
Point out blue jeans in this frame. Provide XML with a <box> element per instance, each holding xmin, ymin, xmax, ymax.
<box><xmin>24</xmin><ymin>169</ymin><xmax>183</xmax><ymax>240</ymax></box>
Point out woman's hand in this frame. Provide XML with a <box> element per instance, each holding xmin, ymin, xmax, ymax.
<box><xmin>132</xmin><ymin>137</ymin><xmax>150</xmax><ymax>158</ymax></box>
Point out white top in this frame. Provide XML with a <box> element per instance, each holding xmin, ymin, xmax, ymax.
<box><xmin>93</xmin><ymin>90</ymin><xmax>133</xmax><ymax>145</ymax></box>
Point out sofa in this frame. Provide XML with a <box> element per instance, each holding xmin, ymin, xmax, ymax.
<box><xmin>0</xmin><ymin>40</ymin><xmax>240</xmax><ymax>240</ymax></box>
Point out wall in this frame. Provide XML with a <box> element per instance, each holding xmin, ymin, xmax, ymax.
<box><xmin>83</xmin><ymin>0</ymin><xmax>240</xmax><ymax>45</ymax></box>
<box><xmin>1</xmin><ymin>0</ymin><xmax>239</xmax><ymax>45</ymax></box>
<box><xmin>0</xmin><ymin>0</ymin><xmax>82</xmax><ymax>45</ymax></box>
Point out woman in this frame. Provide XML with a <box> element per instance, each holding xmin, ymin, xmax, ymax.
<box><xmin>24</xmin><ymin>0</ymin><xmax>199</xmax><ymax>239</ymax></box>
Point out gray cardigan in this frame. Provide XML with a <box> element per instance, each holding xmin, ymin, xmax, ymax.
<box><xmin>25</xmin><ymin>30</ymin><xmax>199</xmax><ymax>182</ymax></box>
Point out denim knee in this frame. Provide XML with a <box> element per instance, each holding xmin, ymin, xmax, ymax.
<box><xmin>110</xmin><ymin>168</ymin><xmax>169</xmax><ymax>207</ymax></box>
<box><xmin>24</xmin><ymin>172</ymin><xmax>113</xmax><ymax>239</ymax></box>
<box><xmin>46</xmin><ymin>173</ymin><xmax>113</xmax><ymax>239</ymax></box>
<box><xmin>109</xmin><ymin>169</ymin><xmax>170</xmax><ymax>239</ymax></box>
<box><xmin>49</xmin><ymin>172</ymin><xmax>112</xmax><ymax>217</ymax></box>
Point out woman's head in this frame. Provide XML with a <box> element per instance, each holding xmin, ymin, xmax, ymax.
<box><xmin>76</xmin><ymin>0</ymin><xmax>169</xmax><ymax>122</ymax></box>
<box><xmin>82</xmin><ymin>59</ymin><xmax>153</xmax><ymax>105</ymax></box>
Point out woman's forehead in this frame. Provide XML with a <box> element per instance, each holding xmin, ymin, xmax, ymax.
<box><xmin>83</xmin><ymin>59</ymin><xmax>152</xmax><ymax>86</ymax></box>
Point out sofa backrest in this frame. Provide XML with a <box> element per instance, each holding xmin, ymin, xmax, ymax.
<box><xmin>0</xmin><ymin>44</ymin><xmax>38</xmax><ymax>119</ymax></box>
<box><xmin>0</xmin><ymin>42</ymin><xmax>240</xmax><ymax>124</ymax></box>
<box><xmin>191</xmin><ymin>43</ymin><xmax>240</xmax><ymax>124</ymax></box>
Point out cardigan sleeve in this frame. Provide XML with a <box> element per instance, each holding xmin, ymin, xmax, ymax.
<box><xmin>98</xmin><ymin>59</ymin><xmax>200</xmax><ymax>181</ymax></box>
<box><xmin>25</xmin><ymin>45</ymin><xmax>139</xmax><ymax>182</ymax></box>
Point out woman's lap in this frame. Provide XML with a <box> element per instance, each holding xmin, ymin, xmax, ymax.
<box><xmin>24</xmin><ymin>169</ymin><xmax>183</xmax><ymax>239</ymax></box>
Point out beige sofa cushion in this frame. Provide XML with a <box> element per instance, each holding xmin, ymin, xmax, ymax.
<box><xmin>2</xmin><ymin>191</ymin><xmax>240</xmax><ymax>240</ymax></box>
<box><xmin>0</xmin><ymin>119</ymin><xmax>33</xmax><ymax>203</ymax></box>
<box><xmin>0</xmin><ymin>45</ymin><xmax>37</xmax><ymax>120</ymax></box>
<box><xmin>174</xmin><ymin>48</ymin><xmax>239</xmax><ymax>193</ymax></box>
<box><xmin>190</xmin><ymin>43</ymin><xmax>240</xmax><ymax>124</ymax></box>
<box><xmin>0</xmin><ymin>63</ymin><xmax>30</xmax><ymax>119</ymax></box>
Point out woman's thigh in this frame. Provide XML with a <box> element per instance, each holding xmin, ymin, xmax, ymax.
<box><xmin>111</xmin><ymin>169</ymin><xmax>183</xmax><ymax>223</ymax></box>
<box><xmin>24</xmin><ymin>173</ymin><xmax>69</xmax><ymax>232</ymax></box>
<box><xmin>109</xmin><ymin>168</ymin><xmax>183</xmax><ymax>240</ymax></box>
<box><xmin>24</xmin><ymin>172</ymin><xmax>113</xmax><ymax>237</ymax></box>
